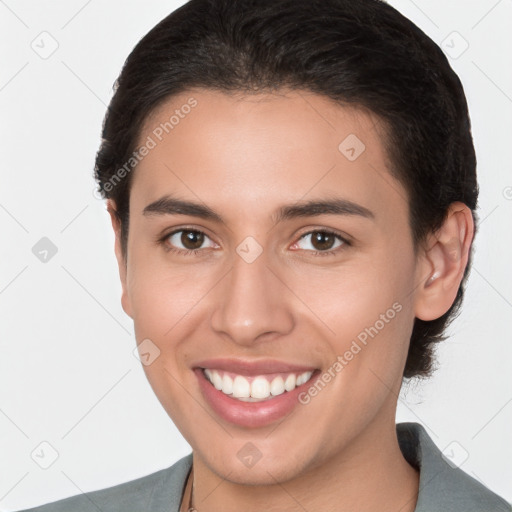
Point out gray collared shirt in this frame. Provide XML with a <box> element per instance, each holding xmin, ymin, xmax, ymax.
<box><xmin>16</xmin><ymin>422</ymin><xmax>511</xmax><ymax>511</ymax></box>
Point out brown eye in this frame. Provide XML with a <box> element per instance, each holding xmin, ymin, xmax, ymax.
<box><xmin>180</xmin><ymin>230</ymin><xmax>204</xmax><ymax>249</ymax></box>
<box><xmin>294</xmin><ymin>230</ymin><xmax>347</xmax><ymax>254</ymax></box>
<box><xmin>310</xmin><ymin>231</ymin><xmax>336</xmax><ymax>251</ymax></box>
<box><xmin>165</xmin><ymin>229</ymin><xmax>215</xmax><ymax>252</ymax></box>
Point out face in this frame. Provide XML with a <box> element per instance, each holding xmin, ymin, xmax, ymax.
<box><xmin>112</xmin><ymin>88</ymin><xmax>428</xmax><ymax>484</ymax></box>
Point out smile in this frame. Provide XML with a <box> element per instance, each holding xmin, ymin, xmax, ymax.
<box><xmin>203</xmin><ymin>368</ymin><xmax>315</xmax><ymax>402</ymax></box>
<box><xmin>193</xmin><ymin>358</ymin><xmax>320</xmax><ymax>427</ymax></box>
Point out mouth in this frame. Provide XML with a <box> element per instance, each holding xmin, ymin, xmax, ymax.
<box><xmin>193</xmin><ymin>359</ymin><xmax>321</xmax><ymax>428</ymax></box>
<box><xmin>202</xmin><ymin>368</ymin><xmax>315</xmax><ymax>402</ymax></box>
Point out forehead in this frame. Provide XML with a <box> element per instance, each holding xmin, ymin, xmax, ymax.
<box><xmin>130</xmin><ymin>88</ymin><xmax>407</xmax><ymax>228</ymax></box>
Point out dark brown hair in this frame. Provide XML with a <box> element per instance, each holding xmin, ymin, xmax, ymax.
<box><xmin>94</xmin><ymin>0</ymin><xmax>478</xmax><ymax>380</ymax></box>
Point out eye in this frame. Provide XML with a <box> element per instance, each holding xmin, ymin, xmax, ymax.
<box><xmin>292</xmin><ymin>229</ymin><xmax>350</xmax><ymax>256</ymax></box>
<box><xmin>160</xmin><ymin>228</ymin><xmax>217</xmax><ymax>255</ymax></box>
<box><xmin>158</xmin><ymin>227</ymin><xmax>350</xmax><ymax>257</ymax></box>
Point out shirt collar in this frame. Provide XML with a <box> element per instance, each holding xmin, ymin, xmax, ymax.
<box><xmin>397</xmin><ymin>421</ymin><xmax>510</xmax><ymax>511</ymax></box>
<box><xmin>147</xmin><ymin>422</ymin><xmax>510</xmax><ymax>511</ymax></box>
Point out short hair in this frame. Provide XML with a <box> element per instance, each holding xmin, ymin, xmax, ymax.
<box><xmin>94</xmin><ymin>0</ymin><xmax>478</xmax><ymax>380</ymax></box>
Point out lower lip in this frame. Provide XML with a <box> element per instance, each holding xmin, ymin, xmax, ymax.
<box><xmin>194</xmin><ymin>368</ymin><xmax>318</xmax><ymax>428</ymax></box>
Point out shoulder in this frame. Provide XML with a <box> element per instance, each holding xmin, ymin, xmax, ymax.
<box><xmin>397</xmin><ymin>422</ymin><xmax>511</xmax><ymax>512</ymax></box>
<box><xmin>15</xmin><ymin>453</ymin><xmax>193</xmax><ymax>512</ymax></box>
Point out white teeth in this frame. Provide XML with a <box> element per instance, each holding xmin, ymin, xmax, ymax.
<box><xmin>235</xmin><ymin>396</ymin><xmax>269</xmax><ymax>402</ymax></box>
<box><xmin>203</xmin><ymin>369</ymin><xmax>315</xmax><ymax>401</ymax></box>
<box><xmin>211</xmin><ymin>370</ymin><xmax>223</xmax><ymax>390</ymax></box>
<box><xmin>251</xmin><ymin>376</ymin><xmax>270</xmax><ymax>399</ymax></box>
<box><xmin>270</xmin><ymin>376</ymin><xmax>285</xmax><ymax>396</ymax></box>
<box><xmin>296</xmin><ymin>371</ymin><xmax>313</xmax><ymax>386</ymax></box>
<box><xmin>222</xmin><ymin>373</ymin><xmax>233</xmax><ymax>395</ymax></box>
<box><xmin>284</xmin><ymin>374</ymin><xmax>296</xmax><ymax>392</ymax></box>
<box><xmin>232</xmin><ymin>375</ymin><xmax>251</xmax><ymax>398</ymax></box>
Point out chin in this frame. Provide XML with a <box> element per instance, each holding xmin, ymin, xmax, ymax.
<box><xmin>197</xmin><ymin>443</ymin><xmax>313</xmax><ymax>486</ymax></box>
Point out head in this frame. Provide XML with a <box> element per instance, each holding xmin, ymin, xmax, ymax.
<box><xmin>94</xmin><ymin>0</ymin><xmax>477</xmax><ymax>484</ymax></box>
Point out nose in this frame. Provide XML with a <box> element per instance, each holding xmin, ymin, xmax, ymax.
<box><xmin>210</xmin><ymin>246</ymin><xmax>294</xmax><ymax>347</ymax></box>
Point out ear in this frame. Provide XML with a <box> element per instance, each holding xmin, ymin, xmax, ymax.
<box><xmin>414</xmin><ymin>201</ymin><xmax>475</xmax><ymax>321</ymax></box>
<box><xmin>106</xmin><ymin>199</ymin><xmax>133</xmax><ymax>319</ymax></box>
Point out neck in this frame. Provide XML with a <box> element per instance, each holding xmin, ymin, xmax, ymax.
<box><xmin>186</xmin><ymin>416</ymin><xmax>419</xmax><ymax>512</ymax></box>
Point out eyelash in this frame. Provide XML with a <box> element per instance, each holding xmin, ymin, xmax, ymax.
<box><xmin>292</xmin><ymin>228</ymin><xmax>351</xmax><ymax>257</ymax></box>
<box><xmin>157</xmin><ymin>227</ymin><xmax>352</xmax><ymax>258</ymax></box>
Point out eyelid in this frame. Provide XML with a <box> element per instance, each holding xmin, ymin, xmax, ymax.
<box><xmin>294</xmin><ymin>226</ymin><xmax>352</xmax><ymax>244</ymax></box>
<box><xmin>158</xmin><ymin>225</ymin><xmax>219</xmax><ymax>248</ymax></box>
<box><xmin>170</xmin><ymin>230</ymin><xmax>217</xmax><ymax>250</ymax></box>
<box><xmin>290</xmin><ymin>227</ymin><xmax>352</xmax><ymax>255</ymax></box>
<box><xmin>158</xmin><ymin>225</ymin><xmax>352</xmax><ymax>255</ymax></box>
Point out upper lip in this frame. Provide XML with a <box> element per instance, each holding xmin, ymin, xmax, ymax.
<box><xmin>195</xmin><ymin>358</ymin><xmax>318</xmax><ymax>376</ymax></box>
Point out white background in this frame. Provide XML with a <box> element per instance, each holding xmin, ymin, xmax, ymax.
<box><xmin>1</xmin><ymin>0</ymin><xmax>511</xmax><ymax>509</ymax></box>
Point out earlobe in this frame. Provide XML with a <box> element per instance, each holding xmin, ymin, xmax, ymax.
<box><xmin>414</xmin><ymin>202</ymin><xmax>474</xmax><ymax>321</ymax></box>
<box><xmin>106</xmin><ymin>200</ymin><xmax>133</xmax><ymax>319</ymax></box>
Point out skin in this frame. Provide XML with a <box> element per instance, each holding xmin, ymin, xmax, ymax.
<box><xmin>107</xmin><ymin>88</ymin><xmax>474</xmax><ymax>512</ymax></box>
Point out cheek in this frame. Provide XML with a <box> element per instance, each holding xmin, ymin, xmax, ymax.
<box><xmin>286</xmin><ymin>250</ymin><xmax>415</xmax><ymax>373</ymax></box>
<box><xmin>292</xmin><ymin>260</ymin><xmax>410</xmax><ymax>332</ymax></box>
<box><xmin>125</xmin><ymin>258</ymin><xmax>208</xmax><ymax>431</ymax></box>
<box><xmin>126</xmin><ymin>248</ymin><xmax>209</xmax><ymax>337</ymax></box>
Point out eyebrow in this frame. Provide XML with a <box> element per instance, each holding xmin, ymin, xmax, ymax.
<box><xmin>142</xmin><ymin>195</ymin><xmax>375</xmax><ymax>223</ymax></box>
